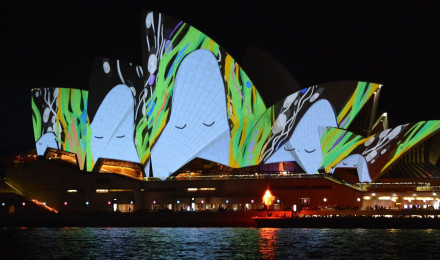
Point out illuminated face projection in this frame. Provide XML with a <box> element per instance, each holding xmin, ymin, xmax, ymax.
<box><xmin>260</xmin><ymin>82</ymin><xmax>381</xmax><ymax>172</ymax></box>
<box><xmin>150</xmin><ymin>49</ymin><xmax>230</xmax><ymax>179</ymax></box>
<box><xmin>288</xmin><ymin>100</ymin><xmax>337</xmax><ymax>173</ymax></box>
<box><xmin>331</xmin><ymin>154</ymin><xmax>371</xmax><ymax>182</ymax></box>
<box><xmin>90</xmin><ymin>84</ymin><xmax>140</xmax><ymax>163</ymax></box>
<box><xmin>261</xmin><ymin>88</ymin><xmax>322</xmax><ymax>165</ymax></box>
<box><xmin>136</xmin><ymin>11</ymin><xmax>267</xmax><ymax>170</ymax></box>
<box><xmin>265</xmin><ymin>99</ymin><xmax>337</xmax><ymax>173</ymax></box>
<box><xmin>36</xmin><ymin>132</ymin><xmax>58</xmax><ymax>155</ymax></box>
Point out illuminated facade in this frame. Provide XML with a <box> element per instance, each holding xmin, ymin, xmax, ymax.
<box><xmin>31</xmin><ymin>11</ymin><xmax>391</xmax><ymax>181</ymax></box>
<box><xmin>9</xmin><ymin>10</ymin><xmax>440</xmax><ymax>214</ymax></box>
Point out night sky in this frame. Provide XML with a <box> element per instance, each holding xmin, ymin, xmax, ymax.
<box><xmin>2</xmin><ymin>0</ymin><xmax>440</xmax><ymax>157</ymax></box>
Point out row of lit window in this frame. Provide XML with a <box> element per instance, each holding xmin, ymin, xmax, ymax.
<box><xmin>368</xmin><ymin>192</ymin><xmax>437</xmax><ymax>196</ymax></box>
<box><xmin>67</xmin><ymin>188</ymin><xmax>218</xmax><ymax>193</ymax></box>
<box><xmin>67</xmin><ymin>189</ymin><xmax>134</xmax><ymax>193</ymax></box>
<box><xmin>321</xmin><ymin>198</ymin><xmax>362</xmax><ymax>202</ymax></box>
<box><xmin>152</xmin><ymin>199</ymin><xmax>278</xmax><ymax>205</ymax></box>
<box><xmin>172</xmin><ymin>173</ymin><xmax>317</xmax><ymax>179</ymax></box>
<box><xmin>364</xmin><ymin>192</ymin><xmax>438</xmax><ymax>202</ymax></box>
<box><xmin>186</xmin><ymin>188</ymin><xmax>216</xmax><ymax>191</ymax></box>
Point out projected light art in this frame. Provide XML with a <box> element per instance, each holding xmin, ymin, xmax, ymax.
<box><xmin>31</xmin><ymin>11</ymin><xmax>440</xmax><ymax>183</ymax></box>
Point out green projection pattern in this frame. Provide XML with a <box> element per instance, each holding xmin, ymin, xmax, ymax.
<box><xmin>381</xmin><ymin>121</ymin><xmax>440</xmax><ymax>172</ymax></box>
<box><xmin>236</xmin><ymin>106</ymin><xmax>277</xmax><ymax>167</ymax></box>
<box><xmin>225</xmin><ymin>54</ymin><xmax>267</xmax><ymax>167</ymax></box>
<box><xmin>31</xmin><ymin>95</ymin><xmax>42</xmax><ymax>142</ymax></box>
<box><xmin>320</xmin><ymin>127</ymin><xmax>368</xmax><ymax>172</ymax></box>
<box><xmin>337</xmin><ymin>81</ymin><xmax>379</xmax><ymax>128</ymax></box>
<box><xmin>320</xmin><ymin>121</ymin><xmax>440</xmax><ymax>181</ymax></box>
<box><xmin>32</xmin><ymin>88</ymin><xmax>92</xmax><ymax>170</ymax></box>
<box><xmin>56</xmin><ymin>89</ymin><xmax>92</xmax><ymax>171</ymax></box>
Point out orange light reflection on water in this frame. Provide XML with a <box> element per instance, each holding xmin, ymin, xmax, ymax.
<box><xmin>259</xmin><ymin>228</ymin><xmax>279</xmax><ymax>259</ymax></box>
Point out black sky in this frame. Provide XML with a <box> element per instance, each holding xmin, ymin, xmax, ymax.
<box><xmin>2</xmin><ymin>0</ymin><xmax>440</xmax><ymax>156</ymax></box>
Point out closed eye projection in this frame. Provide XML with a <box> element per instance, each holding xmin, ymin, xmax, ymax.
<box><xmin>203</xmin><ymin>121</ymin><xmax>215</xmax><ymax>127</ymax></box>
<box><xmin>175</xmin><ymin>124</ymin><xmax>187</xmax><ymax>129</ymax></box>
<box><xmin>284</xmin><ymin>146</ymin><xmax>295</xmax><ymax>152</ymax></box>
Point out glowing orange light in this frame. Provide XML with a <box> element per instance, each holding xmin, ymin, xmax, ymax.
<box><xmin>262</xmin><ymin>189</ymin><xmax>275</xmax><ymax>207</ymax></box>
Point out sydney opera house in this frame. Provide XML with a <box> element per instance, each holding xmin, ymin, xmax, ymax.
<box><xmin>2</xmin><ymin>11</ymin><xmax>440</xmax><ymax>214</ymax></box>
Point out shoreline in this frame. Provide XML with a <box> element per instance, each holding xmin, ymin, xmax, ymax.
<box><xmin>2</xmin><ymin>210</ymin><xmax>440</xmax><ymax>228</ymax></box>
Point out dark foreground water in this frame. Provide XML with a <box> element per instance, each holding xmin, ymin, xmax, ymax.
<box><xmin>1</xmin><ymin>227</ymin><xmax>440</xmax><ymax>259</ymax></box>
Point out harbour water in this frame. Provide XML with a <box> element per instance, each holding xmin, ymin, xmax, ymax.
<box><xmin>1</xmin><ymin>227</ymin><xmax>439</xmax><ymax>259</ymax></box>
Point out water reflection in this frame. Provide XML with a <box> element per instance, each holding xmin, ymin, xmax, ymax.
<box><xmin>0</xmin><ymin>227</ymin><xmax>439</xmax><ymax>259</ymax></box>
<box><xmin>259</xmin><ymin>228</ymin><xmax>279</xmax><ymax>259</ymax></box>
